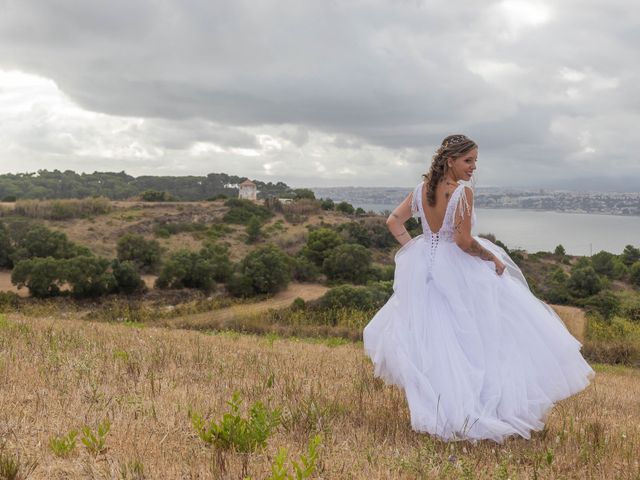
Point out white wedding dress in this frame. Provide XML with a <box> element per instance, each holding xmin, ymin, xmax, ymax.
<box><xmin>363</xmin><ymin>180</ymin><xmax>595</xmax><ymax>443</ymax></box>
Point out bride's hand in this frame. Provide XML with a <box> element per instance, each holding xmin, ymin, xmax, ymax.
<box><xmin>493</xmin><ymin>257</ymin><xmax>506</xmax><ymax>276</ymax></box>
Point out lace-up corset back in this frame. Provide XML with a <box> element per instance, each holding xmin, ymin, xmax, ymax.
<box><xmin>410</xmin><ymin>181</ymin><xmax>474</xmax><ymax>243</ymax></box>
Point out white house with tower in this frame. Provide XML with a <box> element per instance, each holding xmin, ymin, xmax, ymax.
<box><xmin>238</xmin><ymin>179</ymin><xmax>257</xmax><ymax>201</ymax></box>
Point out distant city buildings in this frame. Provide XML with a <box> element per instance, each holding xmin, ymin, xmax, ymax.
<box><xmin>310</xmin><ymin>187</ymin><xmax>640</xmax><ymax>216</ymax></box>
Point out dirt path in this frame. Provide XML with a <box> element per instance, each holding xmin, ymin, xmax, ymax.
<box><xmin>551</xmin><ymin>304</ymin><xmax>587</xmax><ymax>342</ymax></box>
<box><xmin>159</xmin><ymin>282</ymin><xmax>329</xmax><ymax>330</ymax></box>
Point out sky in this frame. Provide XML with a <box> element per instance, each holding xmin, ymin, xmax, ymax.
<box><xmin>0</xmin><ymin>0</ymin><xmax>638</xmax><ymax>190</ymax></box>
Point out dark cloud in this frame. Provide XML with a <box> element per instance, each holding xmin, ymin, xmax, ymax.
<box><xmin>0</xmin><ymin>0</ymin><xmax>638</xmax><ymax>188</ymax></box>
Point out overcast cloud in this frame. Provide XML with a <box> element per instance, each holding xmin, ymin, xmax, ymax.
<box><xmin>0</xmin><ymin>0</ymin><xmax>638</xmax><ymax>189</ymax></box>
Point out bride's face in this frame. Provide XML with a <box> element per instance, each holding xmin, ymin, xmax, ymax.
<box><xmin>448</xmin><ymin>147</ymin><xmax>477</xmax><ymax>181</ymax></box>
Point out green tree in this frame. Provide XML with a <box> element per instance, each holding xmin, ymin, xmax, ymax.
<box><xmin>199</xmin><ymin>242</ymin><xmax>234</xmax><ymax>282</ymax></box>
<box><xmin>156</xmin><ymin>250</ymin><xmax>217</xmax><ymax>292</ymax></box>
<box><xmin>11</xmin><ymin>257</ymin><xmax>64</xmax><ymax>297</ymax></box>
<box><xmin>289</xmin><ymin>255</ymin><xmax>320</xmax><ymax>282</ymax></box>
<box><xmin>11</xmin><ymin>225</ymin><xmax>89</xmax><ymax>263</ymax></box>
<box><xmin>320</xmin><ymin>198</ymin><xmax>335</xmax><ymax>210</ymax></box>
<box><xmin>554</xmin><ymin>244</ymin><xmax>566</xmax><ymax>257</ymax></box>
<box><xmin>293</xmin><ymin>188</ymin><xmax>316</xmax><ymax>200</ymax></box>
<box><xmin>240</xmin><ymin>244</ymin><xmax>291</xmax><ymax>295</ymax></box>
<box><xmin>335</xmin><ymin>201</ymin><xmax>355</xmax><ymax>215</ymax></box>
<box><xmin>111</xmin><ymin>260</ymin><xmax>146</xmax><ymax>294</ymax></box>
<box><xmin>579</xmin><ymin>290</ymin><xmax>621</xmax><ymax>319</ymax></box>
<box><xmin>567</xmin><ymin>266</ymin><xmax>602</xmax><ymax>298</ymax></box>
<box><xmin>302</xmin><ymin>228</ymin><xmax>343</xmax><ymax>266</ymax></box>
<box><xmin>322</xmin><ymin>243</ymin><xmax>372</xmax><ymax>283</ymax></box>
<box><xmin>0</xmin><ymin>221</ymin><xmax>12</xmax><ymax>267</ymax></box>
<box><xmin>336</xmin><ymin>222</ymin><xmax>371</xmax><ymax>248</ymax></box>
<box><xmin>116</xmin><ymin>233</ymin><xmax>162</xmax><ymax>273</ymax></box>
<box><xmin>140</xmin><ymin>190</ymin><xmax>171</xmax><ymax>201</ymax></box>
<box><xmin>63</xmin><ymin>256</ymin><xmax>115</xmax><ymax>298</ymax></box>
<box><xmin>630</xmin><ymin>262</ymin><xmax>640</xmax><ymax>287</ymax></box>
<box><xmin>591</xmin><ymin>251</ymin><xmax>616</xmax><ymax>278</ymax></box>
<box><xmin>544</xmin><ymin>267</ymin><xmax>570</xmax><ymax>304</ymax></box>
<box><xmin>246</xmin><ymin>216</ymin><xmax>262</xmax><ymax>244</ymax></box>
<box><xmin>318</xmin><ymin>284</ymin><xmax>373</xmax><ymax>310</ymax></box>
<box><xmin>621</xmin><ymin>245</ymin><xmax>640</xmax><ymax>266</ymax></box>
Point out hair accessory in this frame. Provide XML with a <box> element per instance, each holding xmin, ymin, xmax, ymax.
<box><xmin>443</xmin><ymin>135</ymin><xmax>467</xmax><ymax>147</ymax></box>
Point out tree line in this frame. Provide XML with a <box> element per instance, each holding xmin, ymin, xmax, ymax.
<box><xmin>0</xmin><ymin>170</ymin><xmax>292</xmax><ymax>201</ymax></box>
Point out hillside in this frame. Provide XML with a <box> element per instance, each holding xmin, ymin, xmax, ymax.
<box><xmin>0</xmin><ymin>313</ymin><xmax>637</xmax><ymax>479</ymax></box>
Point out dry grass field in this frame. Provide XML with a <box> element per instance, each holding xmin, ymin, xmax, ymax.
<box><xmin>0</xmin><ymin>311</ymin><xmax>638</xmax><ymax>479</ymax></box>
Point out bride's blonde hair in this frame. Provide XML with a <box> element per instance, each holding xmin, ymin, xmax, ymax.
<box><xmin>423</xmin><ymin>134</ymin><xmax>477</xmax><ymax>206</ymax></box>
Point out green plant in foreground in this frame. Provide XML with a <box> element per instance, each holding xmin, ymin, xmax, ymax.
<box><xmin>0</xmin><ymin>449</ymin><xmax>37</xmax><ymax>480</ymax></box>
<box><xmin>49</xmin><ymin>430</ymin><xmax>78</xmax><ymax>457</ymax></box>
<box><xmin>190</xmin><ymin>391</ymin><xmax>281</xmax><ymax>453</ymax></box>
<box><xmin>266</xmin><ymin>435</ymin><xmax>322</xmax><ymax>480</ymax></box>
<box><xmin>81</xmin><ymin>420</ymin><xmax>111</xmax><ymax>456</ymax></box>
<box><xmin>190</xmin><ymin>391</ymin><xmax>281</xmax><ymax>477</ymax></box>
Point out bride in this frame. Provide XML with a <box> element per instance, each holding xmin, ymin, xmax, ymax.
<box><xmin>363</xmin><ymin>134</ymin><xmax>595</xmax><ymax>443</ymax></box>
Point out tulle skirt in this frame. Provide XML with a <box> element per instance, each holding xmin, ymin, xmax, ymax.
<box><xmin>363</xmin><ymin>235</ymin><xmax>595</xmax><ymax>443</ymax></box>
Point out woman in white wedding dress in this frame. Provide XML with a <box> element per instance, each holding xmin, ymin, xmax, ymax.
<box><xmin>363</xmin><ymin>134</ymin><xmax>595</xmax><ymax>444</ymax></box>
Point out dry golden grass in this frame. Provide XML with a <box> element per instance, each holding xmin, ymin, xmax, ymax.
<box><xmin>0</xmin><ymin>312</ymin><xmax>638</xmax><ymax>479</ymax></box>
<box><xmin>550</xmin><ymin>305</ymin><xmax>586</xmax><ymax>343</ymax></box>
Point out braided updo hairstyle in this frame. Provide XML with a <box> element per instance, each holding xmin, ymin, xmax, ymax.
<box><xmin>423</xmin><ymin>134</ymin><xmax>477</xmax><ymax>207</ymax></box>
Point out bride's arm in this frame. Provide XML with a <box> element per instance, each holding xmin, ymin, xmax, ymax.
<box><xmin>386</xmin><ymin>192</ymin><xmax>413</xmax><ymax>246</ymax></box>
<box><xmin>453</xmin><ymin>187</ymin><xmax>505</xmax><ymax>274</ymax></box>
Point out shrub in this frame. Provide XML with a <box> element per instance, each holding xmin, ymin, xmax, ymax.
<box><xmin>554</xmin><ymin>244</ymin><xmax>566</xmax><ymax>257</ymax></box>
<box><xmin>369</xmin><ymin>264</ymin><xmax>395</xmax><ymax>282</ymax></box>
<box><xmin>289</xmin><ymin>255</ymin><xmax>320</xmax><ymax>282</ymax></box>
<box><xmin>630</xmin><ymin>262</ymin><xmax>640</xmax><ymax>287</ymax></box>
<box><xmin>322</xmin><ymin>243</ymin><xmax>372</xmax><ymax>283</ymax></box>
<box><xmin>240</xmin><ymin>244</ymin><xmax>291</xmax><ymax>295</ymax></box>
<box><xmin>156</xmin><ymin>250</ymin><xmax>217</xmax><ymax>292</ymax></box>
<box><xmin>116</xmin><ymin>233</ymin><xmax>162</xmax><ymax>273</ymax></box>
<box><xmin>0</xmin><ymin>221</ymin><xmax>12</xmax><ymax>267</ymax></box>
<box><xmin>320</xmin><ymin>198</ymin><xmax>335</xmax><ymax>210</ymax></box>
<box><xmin>621</xmin><ymin>245</ymin><xmax>640</xmax><ymax>266</ymax></box>
<box><xmin>64</xmin><ymin>256</ymin><xmax>115</xmax><ymax>298</ymax></box>
<box><xmin>140</xmin><ymin>190</ymin><xmax>172</xmax><ymax>201</ymax></box>
<box><xmin>10</xmin><ymin>224</ymin><xmax>89</xmax><ymax>263</ymax></box>
<box><xmin>200</xmin><ymin>242</ymin><xmax>234</xmax><ymax>283</ymax></box>
<box><xmin>591</xmin><ymin>251</ymin><xmax>622</xmax><ymax>279</ymax></box>
<box><xmin>293</xmin><ymin>188</ymin><xmax>316</xmax><ymax>200</ymax></box>
<box><xmin>335</xmin><ymin>201</ymin><xmax>355</xmax><ymax>215</ymax></box>
<box><xmin>11</xmin><ymin>257</ymin><xmax>64</xmax><ymax>297</ymax></box>
<box><xmin>302</xmin><ymin>228</ymin><xmax>343</xmax><ymax>267</ymax></box>
<box><xmin>336</xmin><ymin>222</ymin><xmax>371</xmax><ymax>248</ymax></box>
<box><xmin>226</xmin><ymin>273</ymin><xmax>256</xmax><ymax>298</ymax></box>
<box><xmin>317</xmin><ymin>285</ymin><xmax>374</xmax><ymax>310</ymax></box>
<box><xmin>365</xmin><ymin>219</ymin><xmax>396</xmax><ymax>249</ymax></box>
<box><xmin>567</xmin><ymin>266</ymin><xmax>602</xmax><ymax>298</ymax></box>
<box><xmin>246</xmin><ymin>215</ymin><xmax>262</xmax><ymax>243</ymax></box>
<box><xmin>543</xmin><ymin>267</ymin><xmax>571</xmax><ymax>304</ymax></box>
<box><xmin>223</xmin><ymin>198</ymin><xmax>273</xmax><ymax>224</ymax></box>
<box><xmin>153</xmin><ymin>221</ymin><xmax>207</xmax><ymax>237</ymax></box>
<box><xmin>111</xmin><ymin>260</ymin><xmax>146</xmax><ymax>294</ymax></box>
<box><xmin>577</xmin><ymin>290</ymin><xmax>621</xmax><ymax>319</ymax></box>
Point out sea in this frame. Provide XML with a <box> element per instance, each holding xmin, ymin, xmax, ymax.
<box><xmin>355</xmin><ymin>204</ymin><xmax>639</xmax><ymax>256</ymax></box>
